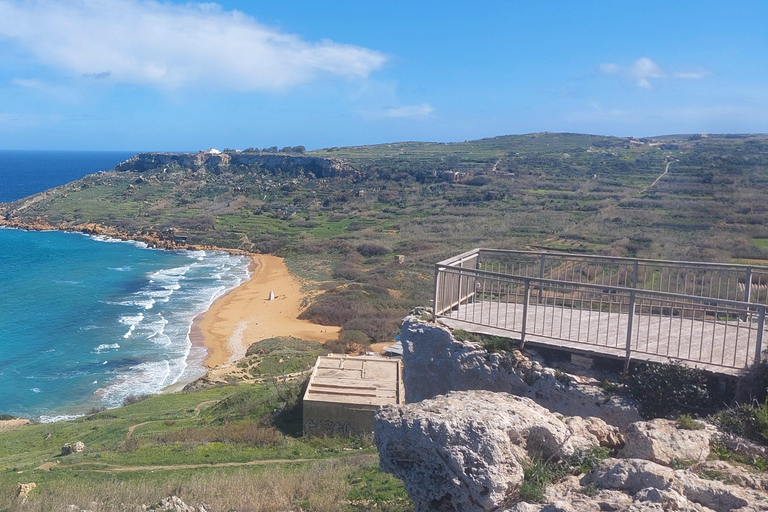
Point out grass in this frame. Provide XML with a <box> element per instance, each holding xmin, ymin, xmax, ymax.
<box><xmin>0</xmin><ymin>375</ymin><xmax>411</xmax><ymax>512</ymax></box>
<box><xmin>676</xmin><ymin>414</ymin><xmax>705</xmax><ymax>430</ymax></box>
<box><xmin>451</xmin><ymin>329</ymin><xmax>519</xmax><ymax>353</ymax></box>
<box><xmin>515</xmin><ymin>447</ymin><xmax>610</xmax><ymax>503</ymax></box>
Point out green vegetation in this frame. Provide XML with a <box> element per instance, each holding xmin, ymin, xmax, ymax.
<box><xmin>622</xmin><ymin>360</ymin><xmax>717</xmax><ymax>419</ymax></box>
<box><xmin>517</xmin><ymin>447</ymin><xmax>611</xmax><ymax>503</ymax></box>
<box><xmin>0</xmin><ymin>376</ymin><xmax>411</xmax><ymax>511</ymax></box>
<box><xmin>6</xmin><ymin>133</ymin><xmax>768</xmax><ymax>344</ymax></box>
<box><xmin>451</xmin><ymin>329</ymin><xmax>519</xmax><ymax>353</ymax></box>
<box><xmin>676</xmin><ymin>414</ymin><xmax>705</xmax><ymax>430</ymax></box>
<box><xmin>7</xmin><ymin>133</ymin><xmax>768</xmax><ymax>508</ymax></box>
<box><xmin>715</xmin><ymin>403</ymin><xmax>768</xmax><ymax>445</ymax></box>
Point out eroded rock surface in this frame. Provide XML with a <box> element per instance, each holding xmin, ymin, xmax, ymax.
<box><xmin>400</xmin><ymin>316</ymin><xmax>641</xmax><ymax>428</ymax></box>
<box><xmin>621</xmin><ymin>419</ymin><xmax>714</xmax><ymax>464</ymax></box>
<box><xmin>375</xmin><ymin>390</ymin><xmax>618</xmax><ymax>511</ymax></box>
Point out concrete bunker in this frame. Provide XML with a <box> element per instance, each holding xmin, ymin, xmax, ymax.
<box><xmin>303</xmin><ymin>354</ymin><xmax>404</xmax><ymax>436</ymax></box>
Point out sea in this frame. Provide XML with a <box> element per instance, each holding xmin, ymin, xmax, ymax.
<box><xmin>0</xmin><ymin>151</ymin><xmax>251</xmax><ymax>421</ymax></box>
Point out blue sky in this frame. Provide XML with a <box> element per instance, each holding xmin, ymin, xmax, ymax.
<box><xmin>0</xmin><ymin>0</ymin><xmax>766</xmax><ymax>150</ymax></box>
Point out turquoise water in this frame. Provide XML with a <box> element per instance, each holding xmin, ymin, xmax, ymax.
<box><xmin>0</xmin><ymin>151</ymin><xmax>251</xmax><ymax>420</ymax></box>
<box><xmin>0</xmin><ymin>228</ymin><xmax>250</xmax><ymax>420</ymax></box>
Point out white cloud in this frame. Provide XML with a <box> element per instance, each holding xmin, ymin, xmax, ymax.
<box><xmin>380</xmin><ymin>104</ymin><xmax>434</xmax><ymax>119</ymax></box>
<box><xmin>599</xmin><ymin>57</ymin><xmax>707</xmax><ymax>89</ymax></box>
<box><xmin>11</xmin><ymin>78</ymin><xmax>45</xmax><ymax>89</ymax></box>
<box><xmin>673</xmin><ymin>71</ymin><xmax>709</xmax><ymax>79</ymax></box>
<box><xmin>0</xmin><ymin>0</ymin><xmax>387</xmax><ymax>91</ymax></box>
<box><xmin>630</xmin><ymin>57</ymin><xmax>661</xmax><ymax>89</ymax></box>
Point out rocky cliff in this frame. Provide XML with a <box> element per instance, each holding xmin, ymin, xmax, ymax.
<box><xmin>114</xmin><ymin>151</ymin><xmax>354</xmax><ymax>178</ymax></box>
<box><xmin>398</xmin><ymin>316</ymin><xmax>640</xmax><ymax>428</ymax></box>
<box><xmin>374</xmin><ymin>317</ymin><xmax>768</xmax><ymax>511</ymax></box>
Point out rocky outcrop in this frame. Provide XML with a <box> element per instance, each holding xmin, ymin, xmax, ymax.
<box><xmin>143</xmin><ymin>495</ymin><xmax>210</xmax><ymax>512</ymax></box>
<box><xmin>16</xmin><ymin>482</ymin><xmax>36</xmax><ymax>503</ymax></box>
<box><xmin>399</xmin><ymin>316</ymin><xmax>641</xmax><ymax>428</ymax></box>
<box><xmin>620</xmin><ymin>419</ymin><xmax>714</xmax><ymax>464</ymax></box>
<box><xmin>61</xmin><ymin>441</ymin><xmax>84</xmax><ymax>456</ymax></box>
<box><xmin>375</xmin><ymin>390</ymin><xmax>620</xmax><ymax>512</ymax></box>
<box><xmin>379</xmin><ymin>316</ymin><xmax>768</xmax><ymax>512</ymax></box>
<box><xmin>585</xmin><ymin>458</ymin><xmax>768</xmax><ymax>512</ymax></box>
<box><xmin>114</xmin><ymin>152</ymin><xmax>354</xmax><ymax>178</ymax></box>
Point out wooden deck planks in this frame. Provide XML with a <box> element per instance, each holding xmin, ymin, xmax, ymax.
<box><xmin>439</xmin><ymin>301</ymin><xmax>760</xmax><ymax>375</ymax></box>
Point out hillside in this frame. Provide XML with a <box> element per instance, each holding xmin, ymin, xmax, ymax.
<box><xmin>3</xmin><ymin>132</ymin><xmax>768</xmax><ymax>344</ymax></box>
<box><xmin>0</xmin><ymin>337</ymin><xmax>409</xmax><ymax>511</ymax></box>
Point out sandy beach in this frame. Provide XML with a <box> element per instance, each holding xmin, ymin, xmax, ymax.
<box><xmin>193</xmin><ymin>254</ymin><xmax>339</xmax><ymax>368</ymax></box>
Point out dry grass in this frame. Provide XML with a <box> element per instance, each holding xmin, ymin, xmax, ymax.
<box><xmin>2</xmin><ymin>458</ymin><xmax>362</xmax><ymax>512</ymax></box>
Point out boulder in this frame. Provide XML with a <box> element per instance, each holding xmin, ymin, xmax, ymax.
<box><xmin>691</xmin><ymin>460</ymin><xmax>768</xmax><ymax>492</ymax></box>
<box><xmin>16</xmin><ymin>482</ymin><xmax>36</xmax><ymax>501</ymax></box>
<box><xmin>144</xmin><ymin>495</ymin><xmax>210</xmax><ymax>512</ymax></box>
<box><xmin>620</xmin><ymin>419</ymin><xmax>713</xmax><ymax>464</ymax></box>
<box><xmin>586</xmin><ymin>458</ymin><xmax>768</xmax><ymax>512</ymax></box>
<box><xmin>61</xmin><ymin>441</ymin><xmax>85</xmax><ymax>456</ymax></box>
<box><xmin>588</xmin><ymin>458</ymin><xmax>677</xmax><ymax>495</ymax></box>
<box><xmin>400</xmin><ymin>316</ymin><xmax>641</xmax><ymax>428</ymax></box>
<box><xmin>375</xmin><ymin>390</ymin><xmax>614</xmax><ymax>511</ymax></box>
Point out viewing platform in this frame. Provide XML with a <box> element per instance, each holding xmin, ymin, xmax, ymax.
<box><xmin>434</xmin><ymin>249</ymin><xmax>768</xmax><ymax>375</ymax></box>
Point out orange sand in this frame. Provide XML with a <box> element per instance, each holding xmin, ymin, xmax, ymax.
<box><xmin>194</xmin><ymin>254</ymin><xmax>339</xmax><ymax>368</ymax></box>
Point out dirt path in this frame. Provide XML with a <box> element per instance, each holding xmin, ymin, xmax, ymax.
<box><xmin>125</xmin><ymin>400</ymin><xmax>218</xmax><ymax>440</ymax></box>
<box><xmin>642</xmin><ymin>159</ymin><xmax>674</xmax><ymax>193</ymax></box>
<box><xmin>67</xmin><ymin>453</ymin><xmax>377</xmax><ymax>473</ymax></box>
<box><xmin>69</xmin><ymin>458</ymin><xmax>317</xmax><ymax>472</ymax></box>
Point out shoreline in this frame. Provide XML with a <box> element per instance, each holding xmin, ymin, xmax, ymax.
<box><xmin>0</xmin><ymin>223</ymin><xmax>340</xmax><ymax>416</ymax></box>
<box><xmin>193</xmin><ymin>253</ymin><xmax>340</xmax><ymax>371</ymax></box>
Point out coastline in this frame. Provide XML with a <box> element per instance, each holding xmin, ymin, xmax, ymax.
<box><xmin>0</xmin><ymin>222</ymin><xmax>339</xmax><ymax>412</ymax></box>
<box><xmin>193</xmin><ymin>253</ymin><xmax>339</xmax><ymax>370</ymax></box>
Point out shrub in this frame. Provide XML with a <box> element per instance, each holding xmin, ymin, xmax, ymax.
<box><xmin>466</xmin><ymin>175</ymin><xmax>492</xmax><ymax>186</ymax></box>
<box><xmin>676</xmin><ymin>414</ymin><xmax>705</xmax><ymax>430</ymax></box>
<box><xmin>736</xmin><ymin>352</ymin><xmax>768</xmax><ymax>404</ymax></box>
<box><xmin>325</xmin><ymin>330</ymin><xmax>370</xmax><ymax>354</ymax></box>
<box><xmin>123</xmin><ymin>394</ymin><xmax>151</xmax><ymax>406</ymax></box>
<box><xmin>623</xmin><ymin>361</ymin><xmax>713</xmax><ymax>419</ymax></box>
<box><xmin>715</xmin><ymin>403</ymin><xmax>768</xmax><ymax>445</ymax></box>
<box><xmin>356</xmin><ymin>242</ymin><xmax>393</xmax><ymax>257</ymax></box>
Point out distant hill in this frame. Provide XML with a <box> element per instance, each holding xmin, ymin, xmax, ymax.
<box><xmin>3</xmin><ymin>132</ymin><xmax>768</xmax><ymax>341</ymax></box>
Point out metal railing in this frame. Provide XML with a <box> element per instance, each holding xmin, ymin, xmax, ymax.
<box><xmin>434</xmin><ymin>249</ymin><xmax>768</xmax><ymax>373</ymax></box>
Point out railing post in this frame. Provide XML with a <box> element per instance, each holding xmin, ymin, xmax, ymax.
<box><xmin>745</xmin><ymin>267</ymin><xmax>753</xmax><ymax>304</ymax></box>
<box><xmin>432</xmin><ymin>264</ymin><xmax>441</xmax><ymax>322</ymax></box>
<box><xmin>521</xmin><ymin>280</ymin><xmax>530</xmax><ymax>349</ymax></box>
<box><xmin>632</xmin><ymin>260</ymin><xmax>639</xmax><ymax>289</ymax></box>
<box><xmin>755</xmin><ymin>307</ymin><xmax>765</xmax><ymax>365</ymax></box>
<box><xmin>624</xmin><ymin>290</ymin><xmax>636</xmax><ymax>372</ymax></box>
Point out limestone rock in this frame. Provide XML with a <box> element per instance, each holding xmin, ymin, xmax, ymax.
<box><xmin>620</xmin><ymin>419</ymin><xmax>712</xmax><ymax>464</ymax></box>
<box><xmin>691</xmin><ymin>460</ymin><xmax>768</xmax><ymax>492</ymax></box>
<box><xmin>585</xmin><ymin>458</ymin><xmax>768</xmax><ymax>512</ymax></box>
<box><xmin>16</xmin><ymin>482</ymin><xmax>36</xmax><ymax>501</ymax></box>
<box><xmin>589</xmin><ymin>458</ymin><xmax>677</xmax><ymax>494</ymax></box>
<box><xmin>61</xmin><ymin>441</ymin><xmax>85</xmax><ymax>456</ymax></box>
<box><xmin>563</xmin><ymin>416</ymin><xmax>624</xmax><ymax>449</ymax></box>
<box><xmin>144</xmin><ymin>495</ymin><xmax>210</xmax><ymax>512</ymax></box>
<box><xmin>400</xmin><ymin>316</ymin><xmax>641</xmax><ymax>428</ymax></box>
<box><xmin>375</xmin><ymin>390</ymin><xmax>606</xmax><ymax>512</ymax></box>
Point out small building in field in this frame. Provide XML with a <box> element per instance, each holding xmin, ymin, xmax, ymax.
<box><xmin>303</xmin><ymin>354</ymin><xmax>404</xmax><ymax>436</ymax></box>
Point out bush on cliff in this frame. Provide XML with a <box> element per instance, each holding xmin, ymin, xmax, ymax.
<box><xmin>623</xmin><ymin>361</ymin><xmax>715</xmax><ymax>419</ymax></box>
